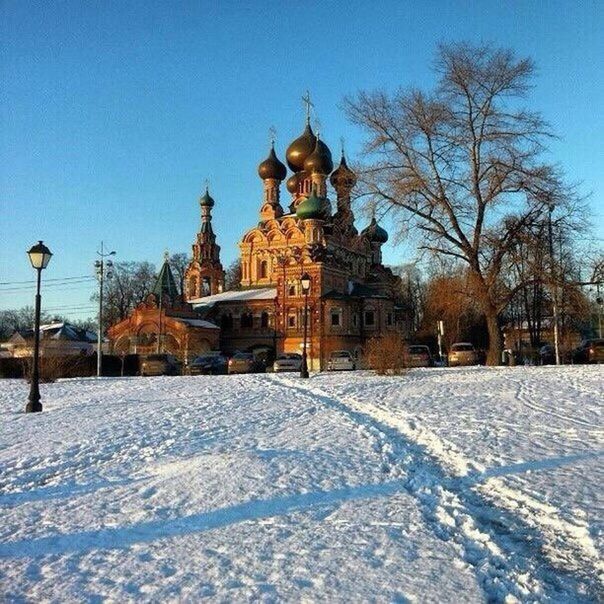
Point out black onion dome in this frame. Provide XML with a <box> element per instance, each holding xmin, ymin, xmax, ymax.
<box><xmin>199</xmin><ymin>188</ymin><xmax>215</xmax><ymax>208</ymax></box>
<box><xmin>286</xmin><ymin>123</ymin><xmax>317</xmax><ymax>172</ymax></box>
<box><xmin>303</xmin><ymin>136</ymin><xmax>333</xmax><ymax>175</ymax></box>
<box><xmin>330</xmin><ymin>154</ymin><xmax>357</xmax><ymax>189</ymax></box>
<box><xmin>258</xmin><ymin>144</ymin><xmax>287</xmax><ymax>181</ymax></box>
<box><xmin>362</xmin><ymin>217</ymin><xmax>389</xmax><ymax>243</ymax></box>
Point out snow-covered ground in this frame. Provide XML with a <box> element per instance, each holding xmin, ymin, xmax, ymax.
<box><xmin>0</xmin><ymin>366</ymin><xmax>602</xmax><ymax>602</ymax></box>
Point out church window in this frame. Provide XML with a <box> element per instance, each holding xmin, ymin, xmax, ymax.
<box><xmin>364</xmin><ymin>310</ymin><xmax>375</xmax><ymax>326</ymax></box>
<box><xmin>386</xmin><ymin>312</ymin><xmax>393</xmax><ymax>326</ymax></box>
<box><xmin>288</xmin><ymin>314</ymin><xmax>296</xmax><ymax>328</ymax></box>
<box><xmin>288</xmin><ymin>285</ymin><xmax>296</xmax><ymax>297</ymax></box>
<box><xmin>352</xmin><ymin>313</ymin><xmax>358</xmax><ymax>327</ymax></box>
<box><xmin>260</xmin><ymin>260</ymin><xmax>268</xmax><ymax>279</ymax></box>
<box><xmin>261</xmin><ymin>311</ymin><xmax>269</xmax><ymax>328</ymax></box>
<box><xmin>241</xmin><ymin>312</ymin><xmax>254</xmax><ymax>329</ymax></box>
<box><xmin>330</xmin><ymin>310</ymin><xmax>341</xmax><ymax>327</ymax></box>
<box><xmin>202</xmin><ymin>276</ymin><xmax>211</xmax><ymax>296</ymax></box>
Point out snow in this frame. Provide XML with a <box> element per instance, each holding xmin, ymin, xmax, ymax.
<box><xmin>189</xmin><ymin>287</ymin><xmax>277</xmax><ymax>307</ymax></box>
<box><xmin>0</xmin><ymin>366</ymin><xmax>602</xmax><ymax>602</ymax></box>
<box><xmin>173</xmin><ymin>318</ymin><xmax>220</xmax><ymax>329</ymax></box>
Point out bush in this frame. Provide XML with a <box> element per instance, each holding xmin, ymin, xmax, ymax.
<box><xmin>366</xmin><ymin>334</ymin><xmax>408</xmax><ymax>375</ymax></box>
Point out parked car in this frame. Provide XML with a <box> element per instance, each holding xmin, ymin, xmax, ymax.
<box><xmin>571</xmin><ymin>339</ymin><xmax>604</xmax><ymax>364</ymax></box>
<box><xmin>141</xmin><ymin>353</ymin><xmax>181</xmax><ymax>376</ymax></box>
<box><xmin>273</xmin><ymin>353</ymin><xmax>303</xmax><ymax>373</ymax></box>
<box><xmin>327</xmin><ymin>350</ymin><xmax>356</xmax><ymax>371</ymax></box>
<box><xmin>228</xmin><ymin>352</ymin><xmax>265</xmax><ymax>374</ymax></box>
<box><xmin>189</xmin><ymin>353</ymin><xmax>228</xmax><ymax>375</ymax></box>
<box><xmin>447</xmin><ymin>343</ymin><xmax>479</xmax><ymax>367</ymax></box>
<box><xmin>405</xmin><ymin>344</ymin><xmax>433</xmax><ymax>367</ymax></box>
<box><xmin>539</xmin><ymin>344</ymin><xmax>556</xmax><ymax>365</ymax></box>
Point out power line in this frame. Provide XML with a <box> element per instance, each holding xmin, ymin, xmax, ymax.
<box><xmin>0</xmin><ymin>275</ymin><xmax>97</xmax><ymax>286</ymax></box>
<box><xmin>0</xmin><ymin>281</ymin><xmax>96</xmax><ymax>294</ymax></box>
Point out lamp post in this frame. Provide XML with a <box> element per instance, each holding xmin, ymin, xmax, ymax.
<box><xmin>547</xmin><ymin>202</ymin><xmax>561</xmax><ymax>365</ymax></box>
<box><xmin>300</xmin><ymin>272</ymin><xmax>311</xmax><ymax>378</ymax></box>
<box><xmin>26</xmin><ymin>241</ymin><xmax>52</xmax><ymax>413</ymax></box>
<box><xmin>94</xmin><ymin>242</ymin><xmax>115</xmax><ymax>377</ymax></box>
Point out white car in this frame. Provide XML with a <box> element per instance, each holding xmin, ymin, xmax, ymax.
<box><xmin>273</xmin><ymin>353</ymin><xmax>303</xmax><ymax>373</ymax></box>
<box><xmin>327</xmin><ymin>350</ymin><xmax>356</xmax><ymax>371</ymax></box>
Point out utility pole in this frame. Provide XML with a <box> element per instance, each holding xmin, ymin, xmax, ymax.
<box><xmin>95</xmin><ymin>242</ymin><xmax>115</xmax><ymax>377</ymax></box>
<box><xmin>547</xmin><ymin>203</ymin><xmax>561</xmax><ymax>365</ymax></box>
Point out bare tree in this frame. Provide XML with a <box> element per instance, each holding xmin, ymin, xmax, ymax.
<box><xmin>225</xmin><ymin>259</ymin><xmax>242</xmax><ymax>291</ymax></box>
<box><xmin>346</xmin><ymin>42</ymin><xmax>580</xmax><ymax>364</ymax></box>
<box><xmin>91</xmin><ymin>261</ymin><xmax>156</xmax><ymax>330</ymax></box>
<box><xmin>168</xmin><ymin>252</ymin><xmax>190</xmax><ymax>299</ymax></box>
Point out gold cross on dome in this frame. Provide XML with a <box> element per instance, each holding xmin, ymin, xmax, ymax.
<box><xmin>302</xmin><ymin>90</ymin><xmax>314</xmax><ymax>124</ymax></box>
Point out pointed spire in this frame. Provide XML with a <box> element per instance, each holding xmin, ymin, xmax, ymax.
<box><xmin>153</xmin><ymin>255</ymin><xmax>179</xmax><ymax>299</ymax></box>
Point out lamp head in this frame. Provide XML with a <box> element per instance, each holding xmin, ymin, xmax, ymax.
<box><xmin>300</xmin><ymin>272</ymin><xmax>311</xmax><ymax>293</ymax></box>
<box><xmin>27</xmin><ymin>241</ymin><xmax>52</xmax><ymax>270</ymax></box>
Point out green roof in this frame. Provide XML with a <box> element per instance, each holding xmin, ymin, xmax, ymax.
<box><xmin>152</xmin><ymin>259</ymin><xmax>180</xmax><ymax>299</ymax></box>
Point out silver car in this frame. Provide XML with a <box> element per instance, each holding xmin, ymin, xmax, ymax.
<box><xmin>327</xmin><ymin>350</ymin><xmax>356</xmax><ymax>371</ymax></box>
<box><xmin>273</xmin><ymin>353</ymin><xmax>303</xmax><ymax>373</ymax></box>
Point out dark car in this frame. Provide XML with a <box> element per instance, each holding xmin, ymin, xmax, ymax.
<box><xmin>405</xmin><ymin>345</ymin><xmax>433</xmax><ymax>367</ymax></box>
<box><xmin>141</xmin><ymin>354</ymin><xmax>181</xmax><ymax>376</ymax></box>
<box><xmin>228</xmin><ymin>352</ymin><xmax>265</xmax><ymax>374</ymax></box>
<box><xmin>539</xmin><ymin>344</ymin><xmax>556</xmax><ymax>365</ymax></box>
<box><xmin>189</xmin><ymin>354</ymin><xmax>228</xmax><ymax>375</ymax></box>
<box><xmin>572</xmin><ymin>339</ymin><xmax>604</xmax><ymax>364</ymax></box>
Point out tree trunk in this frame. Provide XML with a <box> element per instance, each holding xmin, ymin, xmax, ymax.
<box><xmin>485</xmin><ymin>304</ymin><xmax>503</xmax><ymax>366</ymax></box>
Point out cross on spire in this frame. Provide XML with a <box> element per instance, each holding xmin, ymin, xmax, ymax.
<box><xmin>268</xmin><ymin>125</ymin><xmax>277</xmax><ymax>147</ymax></box>
<box><xmin>204</xmin><ymin>178</ymin><xmax>210</xmax><ymax>193</ymax></box>
<box><xmin>340</xmin><ymin>136</ymin><xmax>346</xmax><ymax>158</ymax></box>
<box><xmin>302</xmin><ymin>90</ymin><xmax>314</xmax><ymax>124</ymax></box>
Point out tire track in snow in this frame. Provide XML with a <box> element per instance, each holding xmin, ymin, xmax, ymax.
<box><xmin>271</xmin><ymin>374</ymin><xmax>601</xmax><ymax>602</ymax></box>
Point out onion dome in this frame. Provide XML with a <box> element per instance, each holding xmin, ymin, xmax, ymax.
<box><xmin>286</xmin><ymin>123</ymin><xmax>317</xmax><ymax>172</ymax></box>
<box><xmin>258</xmin><ymin>143</ymin><xmax>287</xmax><ymax>181</ymax></box>
<box><xmin>199</xmin><ymin>188</ymin><xmax>215</xmax><ymax>208</ymax></box>
<box><xmin>286</xmin><ymin>170</ymin><xmax>309</xmax><ymax>194</ymax></box>
<box><xmin>296</xmin><ymin>189</ymin><xmax>324</xmax><ymax>220</ymax></box>
<box><xmin>362</xmin><ymin>217</ymin><xmax>389</xmax><ymax>243</ymax></box>
<box><xmin>330</xmin><ymin>153</ymin><xmax>357</xmax><ymax>189</ymax></box>
<box><xmin>303</xmin><ymin>136</ymin><xmax>333</xmax><ymax>175</ymax></box>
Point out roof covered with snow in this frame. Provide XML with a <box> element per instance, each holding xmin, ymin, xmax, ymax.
<box><xmin>190</xmin><ymin>288</ymin><xmax>277</xmax><ymax>307</ymax></box>
<box><xmin>173</xmin><ymin>318</ymin><xmax>219</xmax><ymax>330</ymax></box>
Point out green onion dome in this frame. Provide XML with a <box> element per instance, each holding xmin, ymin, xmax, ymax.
<box><xmin>296</xmin><ymin>189</ymin><xmax>324</xmax><ymax>220</ymax></box>
<box><xmin>330</xmin><ymin>153</ymin><xmax>357</xmax><ymax>189</ymax></box>
<box><xmin>362</xmin><ymin>217</ymin><xmax>388</xmax><ymax>243</ymax></box>
<box><xmin>258</xmin><ymin>143</ymin><xmax>287</xmax><ymax>181</ymax></box>
<box><xmin>286</xmin><ymin>123</ymin><xmax>317</xmax><ymax>172</ymax></box>
<box><xmin>303</xmin><ymin>136</ymin><xmax>333</xmax><ymax>175</ymax></box>
<box><xmin>199</xmin><ymin>188</ymin><xmax>215</xmax><ymax>208</ymax></box>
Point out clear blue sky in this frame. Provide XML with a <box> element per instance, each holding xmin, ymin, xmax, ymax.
<box><xmin>1</xmin><ymin>0</ymin><xmax>603</xmax><ymax>318</ymax></box>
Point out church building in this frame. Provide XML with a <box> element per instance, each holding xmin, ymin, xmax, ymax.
<box><xmin>107</xmin><ymin>103</ymin><xmax>406</xmax><ymax>369</ymax></box>
<box><xmin>184</xmin><ymin>111</ymin><xmax>405</xmax><ymax>369</ymax></box>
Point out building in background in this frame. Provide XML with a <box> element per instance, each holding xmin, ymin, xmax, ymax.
<box><xmin>108</xmin><ymin>255</ymin><xmax>219</xmax><ymax>360</ymax></box>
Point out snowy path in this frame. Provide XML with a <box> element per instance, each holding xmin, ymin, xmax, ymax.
<box><xmin>0</xmin><ymin>366</ymin><xmax>602</xmax><ymax>602</ymax></box>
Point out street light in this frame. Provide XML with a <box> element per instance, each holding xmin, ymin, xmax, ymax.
<box><xmin>26</xmin><ymin>241</ymin><xmax>52</xmax><ymax>413</ymax></box>
<box><xmin>95</xmin><ymin>242</ymin><xmax>116</xmax><ymax>377</ymax></box>
<box><xmin>546</xmin><ymin>202</ymin><xmax>561</xmax><ymax>365</ymax></box>
<box><xmin>300</xmin><ymin>272</ymin><xmax>311</xmax><ymax>378</ymax></box>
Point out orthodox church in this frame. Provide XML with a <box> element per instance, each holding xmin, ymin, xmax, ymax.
<box><xmin>108</xmin><ymin>104</ymin><xmax>405</xmax><ymax>368</ymax></box>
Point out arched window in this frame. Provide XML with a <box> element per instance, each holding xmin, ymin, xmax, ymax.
<box><xmin>202</xmin><ymin>276</ymin><xmax>211</xmax><ymax>296</ymax></box>
<box><xmin>260</xmin><ymin>260</ymin><xmax>268</xmax><ymax>279</ymax></box>
<box><xmin>261</xmin><ymin>311</ymin><xmax>269</xmax><ymax>329</ymax></box>
<box><xmin>288</xmin><ymin>285</ymin><xmax>296</xmax><ymax>297</ymax></box>
<box><xmin>241</xmin><ymin>312</ymin><xmax>254</xmax><ymax>329</ymax></box>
